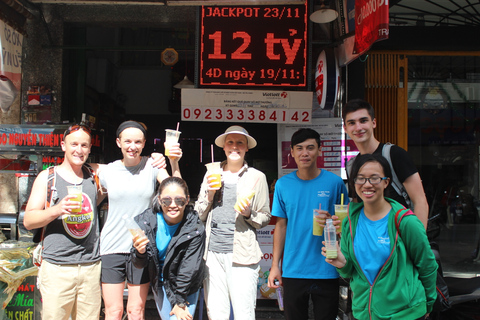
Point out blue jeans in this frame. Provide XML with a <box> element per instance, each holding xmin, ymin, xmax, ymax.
<box><xmin>153</xmin><ymin>285</ymin><xmax>199</xmax><ymax>320</ymax></box>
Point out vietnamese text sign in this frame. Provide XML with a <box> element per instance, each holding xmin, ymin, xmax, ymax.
<box><xmin>0</xmin><ymin>20</ymin><xmax>23</xmax><ymax>89</ymax></box>
<box><xmin>181</xmin><ymin>88</ymin><xmax>312</xmax><ymax>124</ymax></box>
<box><xmin>199</xmin><ymin>3</ymin><xmax>307</xmax><ymax>87</ymax></box>
<box><xmin>353</xmin><ymin>0</ymin><xmax>389</xmax><ymax>55</ymax></box>
<box><xmin>0</xmin><ymin>125</ymin><xmax>102</xmax><ymax>152</ymax></box>
<box><xmin>3</xmin><ymin>276</ymin><xmax>41</xmax><ymax>320</ymax></box>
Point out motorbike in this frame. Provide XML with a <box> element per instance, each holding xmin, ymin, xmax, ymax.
<box><xmin>429</xmin><ymin>240</ymin><xmax>480</xmax><ymax>319</ymax></box>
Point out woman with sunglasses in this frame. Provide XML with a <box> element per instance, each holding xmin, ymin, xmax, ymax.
<box><xmin>131</xmin><ymin>177</ymin><xmax>206</xmax><ymax>320</ymax></box>
<box><xmin>98</xmin><ymin>120</ymin><xmax>182</xmax><ymax>320</ymax></box>
<box><xmin>321</xmin><ymin>154</ymin><xmax>437</xmax><ymax>320</ymax></box>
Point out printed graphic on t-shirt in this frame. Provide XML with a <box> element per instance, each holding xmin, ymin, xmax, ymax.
<box><xmin>317</xmin><ymin>191</ymin><xmax>331</xmax><ymax>197</ymax></box>
<box><xmin>62</xmin><ymin>193</ymin><xmax>94</xmax><ymax>239</ymax></box>
<box><xmin>377</xmin><ymin>237</ymin><xmax>390</xmax><ymax>245</ymax></box>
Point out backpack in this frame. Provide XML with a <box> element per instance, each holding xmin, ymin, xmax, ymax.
<box><xmin>346</xmin><ymin>143</ymin><xmax>412</xmax><ymax>209</ymax></box>
<box><xmin>394</xmin><ymin>209</ymin><xmax>451</xmax><ymax>312</ymax></box>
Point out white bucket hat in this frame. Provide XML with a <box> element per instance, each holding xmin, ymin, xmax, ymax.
<box><xmin>215</xmin><ymin>125</ymin><xmax>257</xmax><ymax>149</ymax></box>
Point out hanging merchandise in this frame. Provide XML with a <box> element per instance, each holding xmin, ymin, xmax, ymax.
<box><xmin>0</xmin><ymin>76</ymin><xmax>18</xmax><ymax>113</ymax></box>
<box><xmin>0</xmin><ymin>20</ymin><xmax>23</xmax><ymax>112</ymax></box>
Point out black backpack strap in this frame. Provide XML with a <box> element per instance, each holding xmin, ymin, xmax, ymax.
<box><xmin>382</xmin><ymin>143</ymin><xmax>412</xmax><ymax>209</ymax></box>
<box><xmin>345</xmin><ymin>156</ymin><xmax>356</xmax><ymax>198</ymax></box>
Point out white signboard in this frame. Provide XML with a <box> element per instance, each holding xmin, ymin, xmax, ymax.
<box><xmin>181</xmin><ymin>88</ymin><xmax>312</xmax><ymax>124</ymax></box>
<box><xmin>0</xmin><ymin>20</ymin><xmax>23</xmax><ymax>89</ymax></box>
<box><xmin>256</xmin><ymin>225</ymin><xmax>277</xmax><ymax>300</ymax></box>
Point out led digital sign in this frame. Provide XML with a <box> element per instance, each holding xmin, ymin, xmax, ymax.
<box><xmin>199</xmin><ymin>3</ymin><xmax>308</xmax><ymax>87</ymax></box>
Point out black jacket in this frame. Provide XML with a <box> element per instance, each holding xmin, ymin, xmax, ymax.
<box><xmin>131</xmin><ymin>205</ymin><xmax>206</xmax><ymax>307</ymax></box>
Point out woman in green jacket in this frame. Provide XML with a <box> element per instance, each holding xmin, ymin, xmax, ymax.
<box><xmin>322</xmin><ymin>154</ymin><xmax>437</xmax><ymax>320</ymax></box>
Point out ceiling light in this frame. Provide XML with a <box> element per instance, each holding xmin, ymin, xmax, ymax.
<box><xmin>174</xmin><ymin>75</ymin><xmax>194</xmax><ymax>89</ymax></box>
<box><xmin>310</xmin><ymin>2</ymin><xmax>338</xmax><ymax>24</ymax></box>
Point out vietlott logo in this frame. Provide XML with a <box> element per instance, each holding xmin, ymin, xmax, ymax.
<box><xmin>317</xmin><ymin>191</ymin><xmax>330</xmax><ymax>197</ymax></box>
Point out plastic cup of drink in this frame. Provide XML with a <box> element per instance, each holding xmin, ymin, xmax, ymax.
<box><xmin>313</xmin><ymin>209</ymin><xmax>323</xmax><ymax>236</ymax></box>
<box><xmin>335</xmin><ymin>204</ymin><xmax>348</xmax><ymax>233</ymax></box>
<box><xmin>67</xmin><ymin>185</ymin><xmax>82</xmax><ymax>213</ymax></box>
<box><xmin>123</xmin><ymin>214</ymin><xmax>143</xmax><ymax>238</ymax></box>
<box><xmin>234</xmin><ymin>190</ymin><xmax>255</xmax><ymax>212</ymax></box>
<box><xmin>205</xmin><ymin>162</ymin><xmax>222</xmax><ymax>189</ymax></box>
<box><xmin>165</xmin><ymin>129</ymin><xmax>181</xmax><ymax>157</ymax></box>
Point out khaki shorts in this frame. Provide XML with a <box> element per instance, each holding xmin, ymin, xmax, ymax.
<box><xmin>39</xmin><ymin>259</ymin><xmax>101</xmax><ymax>320</ymax></box>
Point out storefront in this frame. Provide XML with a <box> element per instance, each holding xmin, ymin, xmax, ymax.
<box><xmin>1</xmin><ymin>0</ymin><xmax>480</xmax><ymax>318</ymax></box>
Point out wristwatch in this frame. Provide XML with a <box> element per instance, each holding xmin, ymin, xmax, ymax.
<box><xmin>177</xmin><ymin>302</ymin><xmax>186</xmax><ymax>308</ymax></box>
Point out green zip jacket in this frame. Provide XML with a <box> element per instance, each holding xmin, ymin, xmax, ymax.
<box><xmin>338</xmin><ymin>198</ymin><xmax>438</xmax><ymax>320</ymax></box>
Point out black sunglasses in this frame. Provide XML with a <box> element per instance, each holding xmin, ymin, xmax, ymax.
<box><xmin>159</xmin><ymin>196</ymin><xmax>187</xmax><ymax>207</ymax></box>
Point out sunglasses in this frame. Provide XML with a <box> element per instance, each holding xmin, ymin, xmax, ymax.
<box><xmin>159</xmin><ymin>196</ymin><xmax>187</xmax><ymax>207</ymax></box>
<box><xmin>64</xmin><ymin>124</ymin><xmax>92</xmax><ymax>140</ymax></box>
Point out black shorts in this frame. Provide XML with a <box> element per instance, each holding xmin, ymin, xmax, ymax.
<box><xmin>101</xmin><ymin>253</ymin><xmax>149</xmax><ymax>285</ymax></box>
<box><xmin>282</xmin><ymin>277</ymin><xmax>339</xmax><ymax>320</ymax></box>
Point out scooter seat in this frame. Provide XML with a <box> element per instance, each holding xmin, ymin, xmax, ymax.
<box><xmin>444</xmin><ymin>276</ymin><xmax>480</xmax><ymax>297</ymax></box>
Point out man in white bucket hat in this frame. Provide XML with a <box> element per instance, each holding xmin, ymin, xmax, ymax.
<box><xmin>195</xmin><ymin>125</ymin><xmax>271</xmax><ymax>320</ymax></box>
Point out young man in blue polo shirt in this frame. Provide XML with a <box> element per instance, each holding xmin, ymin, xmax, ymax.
<box><xmin>268</xmin><ymin>128</ymin><xmax>348</xmax><ymax>320</ymax></box>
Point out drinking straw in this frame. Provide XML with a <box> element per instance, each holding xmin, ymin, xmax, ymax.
<box><xmin>341</xmin><ymin>193</ymin><xmax>344</xmax><ymax>205</ymax></box>
<box><xmin>176</xmin><ymin>122</ymin><xmax>180</xmax><ymax>138</ymax></box>
<box><xmin>211</xmin><ymin>144</ymin><xmax>214</xmax><ymax>163</ymax></box>
<box><xmin>251</xmin><ymin>177</ymin><xmax>260</xmax><ymax>190</ymax></box>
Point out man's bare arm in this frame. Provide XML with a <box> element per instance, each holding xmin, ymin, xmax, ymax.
<box><xmin>403</xmin><ymin>172</ymin><xmax>429</xmax><ymax>229</ymax></box>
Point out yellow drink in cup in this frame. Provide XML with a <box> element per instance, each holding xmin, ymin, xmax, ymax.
<box><xmin>205</xmin><ymin>162</ymin><xmax>222</xmax><ymax>189</ymax></box>
<box><xmin>313</xmin><ymin>209</ymin><xmax>323</xmax><ymax>236</ymax></box>
<box><xmin>209</xmin><ymin>174</ymin><xmax>222</xmax><ymax>189</ymax></box>
<box><xmin>67</xmin><ymin>185</ymin><xmax>82</xmax><ymax>213</ymax></box>
<box><xmin>123</xmin><ymin>214</ymin><xmax>143</xmax><ymax>238</ymax></box>
<box><xmin>234</xmin><ymin>190</ymin><xmax>255</xmax><ymax>212</ymax></box>
<box><xmin>129</xmin><ymin>228</ymin><xmax>143</xmax><ymax>238</ymax></box>
<box><xmin>326</xmin><ymin>249</ymin><xmax>338</xmax><ymax>259</ymax></box>
<box><xmin>165</xmin><ymin>129</ymin><xmax>181</xmax><ymax>157</ymax></box>
<box><xmin>334</xmin><ymin>204</ymin><xmax>348</xmax><ymax>233</ymax></box>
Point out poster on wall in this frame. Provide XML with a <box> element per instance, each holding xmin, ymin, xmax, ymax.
<box><xmin>0</xmin><ymin>20</ymin><xmax>23</xmax><ymax>112</ymax></box>
<box><xmin>256</xmin><ymin>225</ymin><xmax>277</xmax><ymax>300</ymax></box>
<box><xmin>0</xmin><ymin>20</ymin><xmax>22</xmax><ymax>90</ymax></box>
<box><xmin>22</xmin><ymin>86</ymin><xmax>53</xmax><ymax>124</ymax></box>
<box><xmin>277</xmin><ymin>118</ymin><xmax>359</xmax><ymax>180</ymax></box>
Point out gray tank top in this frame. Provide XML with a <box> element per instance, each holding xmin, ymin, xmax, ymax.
<box><xmin>42</xmin><ymin>168</ymin><xmax>100</xmax><ymax>264</ymax></box>
<box><xmin>209</xmin><ymin>183</ymin><xmax>237</xmax><ymax>253</ymax></box>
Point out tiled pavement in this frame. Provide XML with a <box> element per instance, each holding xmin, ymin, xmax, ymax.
<box><xmin>102</xmin><ymin>297</ymin><xmax>285</xmax><ymax>319</ymax></box>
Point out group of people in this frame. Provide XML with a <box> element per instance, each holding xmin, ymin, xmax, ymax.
<box><xmin>23</xmin><ymin>98</ymin><xmax>437</xmax><ymax>320</ymax></box>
